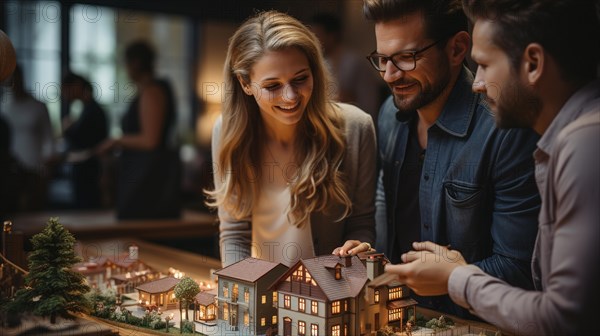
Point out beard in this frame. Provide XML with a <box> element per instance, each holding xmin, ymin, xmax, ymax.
<box><xmin>392</xmin><ymin>57</ymin><xmax>452</xmax><ymax>117</ymax></box>
<box><xmin>491</xmin><ymin>77</ymin><xmax>541</xmax><ymax>129</ymax></box>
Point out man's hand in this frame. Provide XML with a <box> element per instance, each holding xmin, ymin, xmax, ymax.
<box><xmin>384</xmin><ymin>241</ymin><xmax>467</xmax><ymax>296</ymax></box>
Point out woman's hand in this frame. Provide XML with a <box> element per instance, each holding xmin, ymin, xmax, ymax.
<box><xmin>332</xmin><ymin>240</ymin><xmax>374</xmax><ymax>256</ymax></box>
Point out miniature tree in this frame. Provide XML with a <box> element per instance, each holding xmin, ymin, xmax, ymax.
<box><xmin>10</xmin><ymin>218</ymin><xmax>90</xmax><ymax>323</ymax></box>
<box><xmin>173</xmin><ymin>276</ymin><xmax>200</xmax><ymax>323</ymax></box>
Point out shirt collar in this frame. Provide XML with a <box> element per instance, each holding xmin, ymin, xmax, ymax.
<box><xmin>434</xmin><ymin>66</ymin><xmax>481</xmax><ymax>138</ymax></box>
<box><xmin>537</xmin><ymin>79</ymin><xmax>600</xmax><ymax>157</ymax></box>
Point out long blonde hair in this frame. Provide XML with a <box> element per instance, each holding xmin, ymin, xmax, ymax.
<box><xmin>206</xmin><ymin>11</ymin><xmax>351</xmax><ymax>226</ymax></box>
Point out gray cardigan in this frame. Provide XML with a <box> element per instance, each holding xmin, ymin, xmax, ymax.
<box><xmin>212</xmin><ymin>103</ymin><xmax>377</xmax><ymax>267</ymax></box>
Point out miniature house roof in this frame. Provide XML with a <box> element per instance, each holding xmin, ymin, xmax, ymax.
<box><xmin>110</xmin><ymin>269</ymin><xmax>153</xmax><ymax>282</ymax></box>
<box><xmin>87</xmin><ymin>256</ymin><xmax>111</xmax><ymax>266</ymax></box>
<box><xmin>214</xmin><ymin>257</ymin><xmax>284</xmax><ymax>283</ymax></box>
<box><xmin>277</xmin><ymin>255</ymin><xmax>368</xmax><ymax>301</ymax></box>
<box><xmin>112</xmin><ymin>256</ymin><xmax>142</xmax><ymax>269</ymax></box>
<box><xmin>111</xmin><ymin>274</ymin><xmax>133</xmax><ymax>282</ymax></box>
<box><xmin>74</xmin><ymin>254</ymin><xmax>149</xmax><ymax>274</ymax></box>
<box><xmin>322</xmin><ymin>259</ymin><xmax>342</xmax><ymax>269</ymax></box>
<box><xmin>387</xmin><ymin>297</ymin><xmax>419</xmax><ymax>309</ymax></box>
<box><xmin>195</xmin><ymin>291</ymin><xmax>217</xmax><ymax>306</ymax></box>
<box><xmin>135</xmin><ymin>277</ymin><xmax>181</xmax><ymax>294</ymax></box>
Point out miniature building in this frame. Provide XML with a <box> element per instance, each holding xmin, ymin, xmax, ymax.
<box><xmin>194</xmin><ymin>289</ymin><xmax>218</xmax><ymax>322</ymax></box>
<box><xmin>271</xmin><ymin>253</ymin><xmax>416</xmax><ymax>336</ymax></box>
<box><xmin>110</xmin><ymin>269</ymin><xmax>158</xmax><ymax>294</ymax></box>
<box><xmin>214</xmin><ymin>258</ymin><xmax>288</xmax><ymax>335</ymax></box>
<box><xmin>361</xmin><ymin>253</ymin><xmax>416</xmax><ymax>334</ymax></box>
<box><xmin>73</xmin><ymin>244</ymin><xmax>158</xmax><ymax>291</ymax></box>
<box><xmin>135</xmin><ymin>276</ymin><xmax>181</xmax><ymax>311</ymax></box>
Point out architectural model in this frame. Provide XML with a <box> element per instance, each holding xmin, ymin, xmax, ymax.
<box><xmin>214</xmin><ymin>257</ymin><xmax>288</xmax><ymax>335</ymax></box>
<box><xmin>214</xmin><ymin>252</ymin><xmax>416</xmax><ymax>336</ymax></box>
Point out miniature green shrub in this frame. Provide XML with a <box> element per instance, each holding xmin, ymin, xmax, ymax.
<box><xmin>408</xmin><ymin>311</ymin><xmax>428</xmax><ymax>327</ymax></box>
<box><xmin>150</xmin><ymin>318</ymin><xmax>166</xmax><ymax>330</ymax></box>
<box><xmin>126</xmin><ymin>314</ymin><xmax>142</xmax><ymax>326</ymax></box>
<box><xmin>181</xmin><ymin>319</ymin><xmax>195</xmax><ymax>333</ymax></box>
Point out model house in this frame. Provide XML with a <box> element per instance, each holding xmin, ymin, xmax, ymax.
<box><xmin>135</xmin><ymin>276</ymin><xmax>181</xmax><ymax>311</ymax></box>
<box><xmin>110</xmin><ymin>269</ymin><xmax>158</xmax><ymax>294</ymax></box>
<box><xmin>194</xmin><ymin>289</ymin><xmax>218</xmax><ymax>323</ymax></box>
<box><xmin>214</xmin><ymin>258</ymin><xmax>288</xmax><ymax>335</ymax></box>
<box><xmin>73</xmin><ymin>244</ymin><xmax>158</xmax><ymax>292</ymax></box>
<box><xmin>271</xmin><ymin>253</ymin><xmax>416</xmax><ymax>336</ymax></box>
<box><xmin>360</xmin><ymin>253</ymin><xmax>416</xmax><ymax>334</ymax></box>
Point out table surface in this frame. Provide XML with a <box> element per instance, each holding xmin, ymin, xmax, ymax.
<box><xmin>9</xmin><ymin>209</ymin><xmax>218</xmax><ymax>241</ymax></box>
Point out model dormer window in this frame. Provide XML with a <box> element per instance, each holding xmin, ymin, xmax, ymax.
<box><xmin>334</xmin><ymin>264</ymin><xmax>342</xmax><ymax>280</ymax></box>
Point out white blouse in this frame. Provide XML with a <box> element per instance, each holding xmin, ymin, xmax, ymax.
<box><xmin>251</xmin><ymin>185</ymin><xmax>315</xmax><ymax>267</ymax></box>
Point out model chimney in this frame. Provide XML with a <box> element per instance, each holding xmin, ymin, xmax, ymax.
<box><xmin>366</xmin><ymin>254</ymin><xmax>385</xmax><ymax>280</ymax></box>
<box><xmin>129</xmin><ymin>245</ymin><xmax>138</xmax><ymax>260</ymax></box>
<box><xmin>344</xmin><ymin>255</ymin><xmax>352</xmax><ymax>267</ymax></box>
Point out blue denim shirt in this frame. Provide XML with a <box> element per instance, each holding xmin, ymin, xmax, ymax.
<box><xmin>375</xmin><ymin>68</ymin><xmax>541</xmax><ymax>315</ymax></box>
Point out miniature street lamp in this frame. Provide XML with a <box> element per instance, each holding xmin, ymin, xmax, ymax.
<box><xmin>165</xmin><ymin>312</ymin><xmax>174</xmax><ymax>332</ymax></box>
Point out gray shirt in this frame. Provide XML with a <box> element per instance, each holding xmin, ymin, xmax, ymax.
<box><xmin>213</xmin><ymin>103</ymin><xmax>377</xmax><ymax>267</ymax></box>
<box><xmin>448</xmin><ymin>80</ymin><xmax>600</xmax><ymax>335</ymax></box>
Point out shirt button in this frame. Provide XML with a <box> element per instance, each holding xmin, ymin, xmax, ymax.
<box><xmin>424</xmin><ymin>174</ymin><xmax>430</xmax><ymax>181</ymax></box>
<box><xmin>394</xmin><ymin>161</ymin><xmax>400</xmax><ymax>167</ymax></box>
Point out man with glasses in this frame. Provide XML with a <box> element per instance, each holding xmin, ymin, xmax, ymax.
<box><xmin>362</xmin><ymin>0</ymin><xmax>541</xmax><ymax>317</ymax></box>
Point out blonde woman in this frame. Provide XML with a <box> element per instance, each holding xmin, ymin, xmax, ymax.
<box><xmin>208</xmin><ymin>11</ymin><xmax>377</xmax><ymax>267</ymax></box>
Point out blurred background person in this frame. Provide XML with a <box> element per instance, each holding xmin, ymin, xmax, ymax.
<box><xmin>308</xmin><ymin>12</ymin><xmax>385</xmax><ymax>125</ymax></box>
<box><xmin>61</xmin><ymin>72</ymin><xmax>108</xmax><ymax>209</ymax></box>
<box><xmin>97</xmin><ymin>40</ymin><xmax>181</xmax><ymax>220</ymax></box>
<box><xmin>1</xmin><ymin>64</ymin><xmax>56</xmax><ymax>212</ymax></box>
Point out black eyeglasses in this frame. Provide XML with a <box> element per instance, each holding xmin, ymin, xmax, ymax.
<box><xmin>366</xmin><ymin>40</ymin><xmax>441</xmax><ymax>72</ymax></box>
